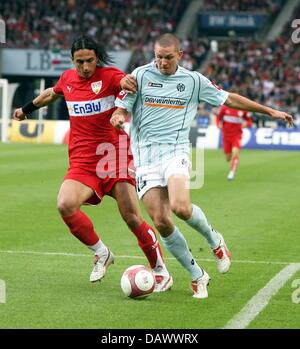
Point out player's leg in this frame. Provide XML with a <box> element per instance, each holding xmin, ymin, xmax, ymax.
<box><xmin>167</xmin><ymin>174</ymin><xmax>219</xmax><ymax>248</ymax></box>
<box><xmin>166</xmin><ymin>160</ymin><xmax>231</xmax><ymax>274</ymax></box>
<box><xmin>225</xmin><ymin>152</ymin><xmax>232</xmax><ymax>162</ymax></box>
<box><xmin>223</xmin><ymin>135</ymin><xmax>232</xmax><ymax>161</ymax></box>
<box><xmin>111</xmin><ymin>182</ymin><xmax>167</xmax><ymax>267</ymax></box>
<box><xmin>227</xmin><ymin>135</ymin><xmax>241</xmax><ymax>180</ymax></box>
<box><xmin>230</xmin><ymin>146</ymin><xmax>240</xmax><ymax>174</ymax></box>
<box><xmin>142</xmin><ymin>187</ymin><xmax>209</xmax><ymax>298</ymax></box>
<box><xmin>57</xmin><ymin>179</ymin><xmax>113</xmax><ymax>282</ymax></box>
<box><xmin>223</xmin><ymin>137</ymin><xmax>234</xmax><ymax>179</ymax></box>
<box><xmin>111</xmin><ymin>181</ymin><xmax>171</xmax><ymax>291</ymax></box>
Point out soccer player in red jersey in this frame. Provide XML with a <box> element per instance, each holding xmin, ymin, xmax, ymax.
<box><xmin>216</xmin><ymin>105</ymin><xmax>252</xmax><ymax>181</ymax></box>
<box><xmin>13</xmin><ymin>36</ymin><xmax>172</xmax><ymax>291</ymax></box>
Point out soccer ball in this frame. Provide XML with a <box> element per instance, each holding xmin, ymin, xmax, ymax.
<box><xmin>120</xmin><ymin>265</ymin><xmax>155</xmax><ymax>298</ymax></box>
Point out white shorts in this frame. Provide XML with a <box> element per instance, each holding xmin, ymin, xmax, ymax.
<box><xmin>136</xmin><ymin>155</ymin><xmax>191</xmax><ymax>199</ymax></box>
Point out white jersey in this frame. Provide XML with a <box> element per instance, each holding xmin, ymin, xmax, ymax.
<box><xmin>115</xmin><ymin>61</ymin><xmax>228</xmax><ymax>166</ymax></box>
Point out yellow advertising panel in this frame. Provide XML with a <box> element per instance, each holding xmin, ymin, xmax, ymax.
<box><xmin>9</xmin><ymin>120</ymin><xmax>55</xmax><ymax>143</ymax></box>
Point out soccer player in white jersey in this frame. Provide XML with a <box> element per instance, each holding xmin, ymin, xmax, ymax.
<box><xmin>110</xmin><ymin>34</ymin><xmax>293</xmax><ymax>299</ymax></box>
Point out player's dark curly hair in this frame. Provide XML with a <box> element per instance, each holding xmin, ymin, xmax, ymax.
<box><xmin>71</xmin><ymin>35</ymin><xmax>114</xmax><ymax>66</ymax></box>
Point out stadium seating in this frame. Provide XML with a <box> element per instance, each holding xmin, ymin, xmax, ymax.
<box><xmin>202</xmin><ymin>4</ymin><xmax>300</xmax><ymax>126</ymax></box>
<box><xmin>1</xmin><ymin>0</ymin><xmax>299</xmax><ymax>125</ymax></box>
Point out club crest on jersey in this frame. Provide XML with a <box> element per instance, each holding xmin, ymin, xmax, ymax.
<box><xmin>177</xmin><ymin>83</ymin><xmax>185</xmax><ymax>92</ymax></box>
<box><xmin>91</xmin><ymin>81</ymin><xmax>102</xmax><ymax>94</ymax></box>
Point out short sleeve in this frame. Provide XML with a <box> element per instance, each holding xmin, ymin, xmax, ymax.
<box><xmin>198</xmin><ymin>73</ymin><xmax>228</xmax><ymax>106</ymax></box>
<box><xmin>115</xmin><ymin>91</ymin><xmax>137</xmax><ymax>112</ymax></box>
<box><xmin>53</xmin><ymin>73</ymin><xmax>65</xmax><ymax>95</ymax></box>
<box><xmin>114</xmin><ymin>67</ymin><xmax>139</xmax><ymax>111</ymax></box>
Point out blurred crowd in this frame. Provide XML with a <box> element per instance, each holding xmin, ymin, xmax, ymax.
<box><xmin>202</xmin><ymin>0</ymin><xmax>282</xmax><ymax>13</ymax></box>
<box><xmin>1</xmin><ymin>0</ymin><xmax>188</xmax><ymax>49</ymax></box>
<box><xmin>1</xmin><ymin>0</ymin><xmax>202</xmax><ymax>69</ymax></box>
<box><xmin>202</xmin><ymin>5</ymin><xmax>300</xmax><ymax>128</ymax></box>
<box><xmin>1</xmin><ymin>0</ymin><xmax>299</xmax><ymax>127</ymax></box>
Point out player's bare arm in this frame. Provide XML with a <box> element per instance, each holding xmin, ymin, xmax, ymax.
<box><xmin>225</xmin><ymin>93</ymin><xmax>294</xmax><ymax>127</ymax></box>
<box><xmin>120</xmin><ymin>74</ymin><xmax>137</xmax><ymax>93</ymax></box>
<box><xmin>110</xmin><ymin>107</ymin><xmax>128</xmax><ymax>130</ymax></box>
<box><xmin>13</xmin><ymin>87</ymin><xmax>61</xmax><ymax>121</ymax></box>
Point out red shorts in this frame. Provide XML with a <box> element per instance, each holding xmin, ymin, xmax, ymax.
<box><xmin>64</xmin><ymin>158</ymin><xmax>136</xmax><ymax>206</ymax></box>
<box><xmin>223</xmin><ymin>133</ymin><xmax>242</xmax><ymax>154</ymax></box>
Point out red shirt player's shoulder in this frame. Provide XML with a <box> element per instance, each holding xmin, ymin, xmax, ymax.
<box><xmin>219</xmin><ymin>105</ymin><xmax>228</xmax><ymax>113</ymax></box>
<box><xmin>56</xmin><ymin>69</ymin><xmax>77</xmax><ymax>84</ymax></box>
<box><xmin>60</xmin><ymin>69</ymin><xmax>77</xmax><ymax>79</ymax></box>
<box><xmin>223</xmin><ymin>106</ymin><xmax>237</xmax><ymax>114</ymax></box>
<box><xmin>53</xmin><ymin>69</ymin><xmax>77</xmax><ymax>94</ymax></box>
<box><xmin>95</xmin><ymin>66</ymin><xmax>125</xmax><ymax>92</ymax></box>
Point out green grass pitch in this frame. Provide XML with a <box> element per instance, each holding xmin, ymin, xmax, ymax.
<box><xmin>0</xmin><ymin>143</ymin><xmax>299</xmax><ymax>329</ymax></box>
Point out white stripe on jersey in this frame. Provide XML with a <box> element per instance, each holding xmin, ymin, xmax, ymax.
<box><xmin>66</xmin><ymin>95</ymin><xmax>115</xmax><ymax>117</ymax></box>
<box><xmin>223</xmin><ymin>115</ymin><xmax>243</xmax><ymax>124</ymax></box>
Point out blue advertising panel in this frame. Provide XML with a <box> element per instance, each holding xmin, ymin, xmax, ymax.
<box><xmin>219</xmin><ymin>128</ymin><xmax>300</xmax><ymax>151</ymax></box>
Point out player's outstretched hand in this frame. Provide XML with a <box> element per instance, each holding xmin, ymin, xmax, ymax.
<box><xmin>13</xmin><ymin>108</ymin><xmax>27</xmax><ymax>121</ymax></box>
<box><xmin>270</xmin><ymin>110</ymin><xmax>294</xmax><ymax>127</ymax></box>
<box><xmin>120</xmin><ymin>74</ymin><xmax>137</xmax><ymax>94</ymax></box>
<box><xmin>110</xmin><ymin>112</ymin><xmax>125</xmax><ymax>131</ymax></box>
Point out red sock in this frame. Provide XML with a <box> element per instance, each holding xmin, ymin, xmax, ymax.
<box><xmin>61</xmin><ymin>210</ymin><xmax>99</xmax><ymax>246</ymax></box>
<box><xmin>131</xmin><ymin>221</ymin><xmax>164</xmax><ymax>269</ymax></box>
<box><xmin>230</xmin><ymin>155</ymin><xmax>239</xmax><ymax>172</ymax></box>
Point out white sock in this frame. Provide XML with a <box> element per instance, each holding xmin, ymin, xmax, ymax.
<box><xmin>88</xmin><ymin>240</ymin><xmax>108</xmax><ymax>256</ymax></box>
<box><xmin>161</xmin><ymin>227</ymin><xmax>204</xmax><ymax>281</ymax></box>
<box><xmin>185</xmin><ymin>204</ymin><xmax>220</xmax><ymax>249</ymax></box>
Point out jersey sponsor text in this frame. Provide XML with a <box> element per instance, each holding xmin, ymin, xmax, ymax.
<box><xmin>67</xmin><ymin>95</ymin><xmax>115</xmax><ymax>117</ymax></box>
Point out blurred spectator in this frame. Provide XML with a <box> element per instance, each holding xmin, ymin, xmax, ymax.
<box><xmin>0</xmin><ymin>0</ymin><xmax>209</xmax><ymax>72</ymax></box>
<box><xmin>1</xmin><ymin>0</ymin><xmax>298</xmax><ymax>126</ymax></box>
<box><xmin>203</xmin><ymin>7</ymin><xmax>300</xmax><ymax>127</ymax></box>
<box><xmin>202</xmin><ymin>0</ymin><xmax>282</xmax><ymax>14</ymax></box>
<box><xmin>196</xmin><ymin>104</ymin><xmax>211</xmax><ymax>128</ymax></box>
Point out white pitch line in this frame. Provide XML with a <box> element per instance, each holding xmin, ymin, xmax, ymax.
<box><xmin>0</xmin><ymin>249</ymin><xmax>298</xmax><ymax>266</ymax></box>
<box><xmin>223</xmin><ymin>263</ymin><xmax>300</xmax><ymax>329</ymax></box>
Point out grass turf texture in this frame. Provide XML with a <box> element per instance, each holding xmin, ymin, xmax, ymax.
<box><xmin>0</xmin><ymin>143</ymin><xmax>299</xmax><ymax>329</ymax></box>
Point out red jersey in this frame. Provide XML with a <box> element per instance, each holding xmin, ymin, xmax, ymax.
<box><xmin>216</xmin><ymin>105</ymin><xmax>252</xmax><ymax>136</ymax></box>
<box><xmin>53</xmin><ymin>66</ymin><xmax>127</xmax><ymax>166</ymax></box>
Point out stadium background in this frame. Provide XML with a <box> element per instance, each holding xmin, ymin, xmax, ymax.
<box><xmin>0</xmin><ymin>0</ymin><xmax>299</xmax><ymax>331</ymax></box>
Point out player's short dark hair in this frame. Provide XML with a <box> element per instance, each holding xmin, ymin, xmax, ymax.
<box><xmin>71</xmin><ymin>35</ymin><xmax>114</xmax><ymax>66</ymax></box>
<box><xmin>155</xmin><ymin>33</ymin><xmax>181</xmax><ymax>51</ymax></box>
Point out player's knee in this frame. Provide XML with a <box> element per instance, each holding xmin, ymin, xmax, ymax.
<box><xmin>170</xmin><ymin>202</ymin><xmax>192</xmax><ymax>220</ymax></box>
<box><xmin>57</xmin><ymin>198</ymin><xmax>78</xmax><ymax>216</ymax></box>
<box><xmin>152</xmin><ymin>215</ymin><xmax>173</xmax><ymax>234</ymax></box>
